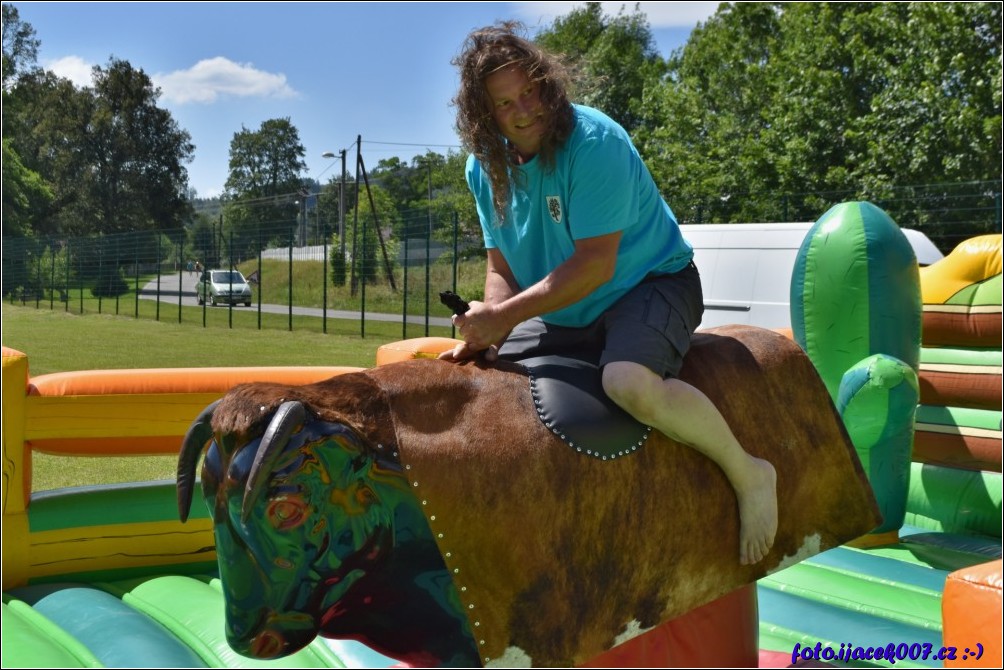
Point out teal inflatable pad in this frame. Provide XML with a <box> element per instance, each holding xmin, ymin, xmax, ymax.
<box><xmin>900</xmin><ymin>524</ymin><xmax>1002</xmax><ymax>561</ymax></box>
<box><xmin>1</xmin><ymin>600</ymin><xmax>101</xmax><ymax>668</ymax></box>
<box><xmin>5</xmin><ymin>582</ymin><xmax>206</xmax><ymax>667</ymax></box>
<box><xmin>758</xmin><ymin>528</ymin><xmax>1000</xmax><ymax>668</ymax></box>
<box><xmin>3</xmin><ymin>575</ymin><xmax>397</xmax><ymax>668</ymax></box>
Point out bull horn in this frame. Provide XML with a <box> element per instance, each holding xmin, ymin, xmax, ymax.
<box><xmin>241</xmin><ymin>400</ymin><xmax>307</xmax><ymax>524</ymax></box>
<box><xmin>177</xmin><ymin>399</ymin><xmax>221</xmax><ymax>523</ymax></box>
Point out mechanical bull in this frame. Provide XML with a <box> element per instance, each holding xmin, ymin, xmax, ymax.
<box><xmin>177</xmin><ymin>325</ymin><xmax>881</xmax><ymax>667</ymax></box>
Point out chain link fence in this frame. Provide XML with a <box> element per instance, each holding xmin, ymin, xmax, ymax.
<box><xmin>683</xmin><ymin>181</ymin><xmax>1002</xmax><ymax>252</ymax></box>
<box><xmin>5</xmin><ymin>182</ymin><xmax>1000</xmax><ymax>334</ymax></box>
<box><xmin>2</xmin><ymin>210</ymin><xmax>479</xmax><ymax>339</ymax></box>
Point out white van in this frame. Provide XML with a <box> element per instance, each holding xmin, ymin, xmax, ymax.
<box><xmin>682</xmin><ymin>223</ymin><xmax>943</xmax><ymax>331</ymax></box>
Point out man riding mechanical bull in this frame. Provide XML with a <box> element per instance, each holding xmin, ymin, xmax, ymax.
<box><xmin>177</xmin><ymin>22</ymin><xmax>880</xmax><ymax>668</ymax></box>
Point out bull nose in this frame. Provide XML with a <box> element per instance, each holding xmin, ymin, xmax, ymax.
<box><xmin>229</xmin><ymin>617</ymin><xmax>317</xmax><ymax>660</ymax></box>
<box><xmin>250</xmin><ymin>629</ymin><xmax>287</xmax><ymax>659</ymax></box>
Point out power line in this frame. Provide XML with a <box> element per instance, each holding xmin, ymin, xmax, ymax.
<box><xmin>366</xmin><ymin>140</ymin><xmax>463</xmax><ymax>149</ymax></box>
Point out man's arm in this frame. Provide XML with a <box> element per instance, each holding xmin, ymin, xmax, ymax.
<box><xmin>484</xmin><ymin>247</ymin><xmax>520</xmax><ymax>307</ymax></box>
<box><xmin>439</xmin><ymin>248</ymin><xmax>518</xmax><ymax>362</ymax></box>
<box><xmin>457</xmin><ymin>231</ymin><xmax>622</xmax><ymax>352</ymax></box>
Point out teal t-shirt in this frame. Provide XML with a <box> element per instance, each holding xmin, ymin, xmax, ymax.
<box><xmin>466</xmin><ymin>105</ymin><xmax>693</xmax><ymax>327</ymax></box>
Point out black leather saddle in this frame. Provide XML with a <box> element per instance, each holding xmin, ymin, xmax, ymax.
<box><xmin>519</xmin><ymin>355</ymin><xmax>653</xmax><ymax>460</ymax></box>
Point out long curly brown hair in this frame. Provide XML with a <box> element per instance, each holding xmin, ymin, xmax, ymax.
<box><xmin>452</xmin><ymin>21</ymin><xmax>575</xmax><ymax>224</ymax></box>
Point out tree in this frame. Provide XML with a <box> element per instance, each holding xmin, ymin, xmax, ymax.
<box><xmin>2</xmin><ymin>3</ymin><xmax>39</xmax><ymax>91</ymax></box>
<box><xmin>351</xmin><ymin>182</ymin><xmax>399</xmax><ymax>286</ymax></box>
<box><xmin>4</xmin><ymin>56</ymin><xmax>195</xmax><ymax>239</ymax></box>
<box><xmin>536</xmin><ymin>2</ymin><xmax>667</xmax><ymax>133</ymax></box>
<box><xmin>842</xmin><ymin>4</ymin><xmax>1001</xmax><ymax>188</ymax></box>
<box><xmin>429</xmin><ymin>151</ymin><xmax>480</xmax><ymax>251</ymax></box>
<box><xmin>1</xmin><ymin>137</ymin><xmax>52</xmax><ymax>238</ymax></box>
<box><xmin>371</xmin><ymin>156</ymin><xmax>422</xmax><ymax>218</ymax></box>
<box><xmin>318</xmin><ymin>170</ymin><xmax>357</xmax><ymax>237</ymax></box>
<box><xmin>223</xmin><ymin>117</ymin><xmax>307</xmax><ymax>257</ymax></box>
<box><xmin>635</xmin><ymin>2</ymin><xmax>783</xmax><ymax>223</ymax></box>
<box><xmin>1</xmin><ymin>137</ymin><xmax>53</xmax><ymax>294</ymax></box>
<box><xmin>2</xmin><ymin>5</ymin><xmax>52</xmax><ymax>243</ymax></box>
<box><xmin>6</xmin><ymin>70</ymin><xmax>96</xmax><ymax>236</ymax></box>
<box><xmin>188</xmin><ymin>212</ymin><xmax>218</xmax><ymax>269</ymax></box>
<box><xmin>86</xmin><ymin>59</ymin><xmax>195</xmax><ymax>236</ymax></box>
<box><xmin>636</xmin><ymin>1</ymin><xmax>1001</xmax><ymax>236</ymax></box>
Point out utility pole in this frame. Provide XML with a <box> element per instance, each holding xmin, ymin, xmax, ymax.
<box><xmin>424</xmin><ymin>158</ymin><xmax>433</xmax><ymax>335</ymax></box>
<box><xmin>339</xmin><ymin>149</ymin><xmax>347</xmax><ymax>259</ymax></box>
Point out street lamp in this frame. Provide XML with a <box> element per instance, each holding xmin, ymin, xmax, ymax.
<box><xmin>321</xmin><ymin>150</ymin><xmax>347</xmax><ymax>259</ymax></box>
<box><xmin>294</xmin><ymin>188</ymin><xmax>309</xmax><ymax>247</ymax></box>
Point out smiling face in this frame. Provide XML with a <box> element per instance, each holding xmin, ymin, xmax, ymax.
<box><xmin>485</xmin><ymin>65</ymin><xmax>545</xmax><ymax>162</ymax></box>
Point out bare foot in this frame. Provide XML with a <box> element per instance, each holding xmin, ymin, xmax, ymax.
<box><xmin>735</xmin><ymin>457</ymin><xmax>778</xmax><ymax>565</ymax></box>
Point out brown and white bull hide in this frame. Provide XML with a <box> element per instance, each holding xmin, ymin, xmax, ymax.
<box><xmin>210</xmin><ymin>324</ymin><xmax>880</xmax><ymax>667</ymax></box>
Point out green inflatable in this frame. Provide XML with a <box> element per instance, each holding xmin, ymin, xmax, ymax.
<box><xmin>837</xmin><ymin>354</ymin><xmax>919</xmax><ymax>533</ymax></box>
<box><xmin>791</xmin><ymin>201</ymin><xmax>922</xmax><ymax>534</ymax></box>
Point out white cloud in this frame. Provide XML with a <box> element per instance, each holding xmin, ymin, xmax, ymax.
<box><xmin>43</xmin><ymin>54</ymin><xmax>297</xmax><ymax>106</ymax></box>
<box><xmin>153</xmin><ymin>56</ymin><xmax>298</xmax><ymax>105</ymax></box>
<box><xmin>513</xmin><ymin>1</ymin><xmax>719</xmax><ymax>28</ymax></box>
<box><xmin>45</xmin><ymin>55</ymin><xmax>94</xmax><ymax>87</ymax></box>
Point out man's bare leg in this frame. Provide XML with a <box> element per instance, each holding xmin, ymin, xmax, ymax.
<box><xmin>603</xmin><ymin>361</ymin><xmax>778</xmax><ymax>565</ymax></box>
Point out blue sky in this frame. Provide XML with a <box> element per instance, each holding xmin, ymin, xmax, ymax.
<box><xmin>15</xmin><ymin>1</ymin><xmax>717</xmax><ymax>199</ymax></box>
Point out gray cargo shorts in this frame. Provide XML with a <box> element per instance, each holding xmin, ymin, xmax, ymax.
<box><xmin>498</xmin><ymin>261</ymin><xmax>704</xmax><ymax>378</ymax></box>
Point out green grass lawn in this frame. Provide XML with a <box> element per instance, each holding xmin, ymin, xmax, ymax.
<box><xmin>233</xmin><ymin>256</ymin><xmax>487</xmax><ymax>316</ymax></box>
<box><xmin>2</xmin><ymin>302</ymin><xmax>459</xmax><ymax>491</ymax></box>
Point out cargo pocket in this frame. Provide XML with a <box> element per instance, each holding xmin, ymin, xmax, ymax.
<box><xmin>644</xmin><ymin>285</ymin><xmax>694</xmax><ymax>359</ymax></box>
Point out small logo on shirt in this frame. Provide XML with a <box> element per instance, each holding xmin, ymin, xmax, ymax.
<box><xmin>546</xmin><ymin>196</ymin><xmax>563</xmax><ymax>224</ymax></box>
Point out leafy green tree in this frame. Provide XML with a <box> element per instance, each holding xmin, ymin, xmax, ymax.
<box><xmin>1</xmin><ymin>3</ymin><xmax>39</xmax><ymax>92</ymax></box>
<box><xmin>318</xmin><ymin>175</ymin><xmax>357</xmax><ymax>223</ymax></box>
<box><xmin>429</xmin><ymin>151</ymin><xmax>480</xmax><ymax>252</ymax></box>
<box><xmin>637</xmin><ymin>1</ymin><xmax>1001</xmax><ymax>236</ymax></box>
<box><xmin>3</xmin><ymin>7</ymin><xmax>54</xmax><ymax>241</ymax></box>
<box><xmin>4</xmin><ymin>58</ymin><xmax>194</xmax><ymax>238</ymax></box>
<box><xmin>1</xmin><ymin>137</ymin><xmax>52</xmax><ymax>294</ymax></box>
<box><xmin>636</xmin><ymin>2</ymin><xmax>782</xmax><ymax>222</ymax></box>
<box><xmin>188</xmin><ymin>212</ymin><xmax>218</xmax><ymax>268</ymax></box>
<box><xmin>351</xmin><ymin>181</ymin><xmax>399</xmax><ymax>286</ymax></box>
<box><xmin>223</xmin><ymin>117</ymin><xmax>307</xmax><ymax>256</ymax></box>
<box><xmin>86</xmin><ymin>59</ymin><xmax>195</xmax><ymax>236</ymax></box>
<box><xmin>329</xmin><ymin>232</ymin><xmax>348</xmax><ymax>287</ymax></box>
<box><xmin>536</xmin><ymin>1</ymin><xmax>667</xmax><ymax>133</ymax></box>
<box><xmin>371</xmin><ymin>156</ymin><xmax>423</xmax><ymax>218</ymax></box>
<box><xmin>1</xmin><ymin>137</ymin><xmax>52</xmax><ymax>238</ymax></box>
<box><xmin>843</xmin><ymin>4</ymin><xmax>1001</xmax><ymax>187</ymax></box>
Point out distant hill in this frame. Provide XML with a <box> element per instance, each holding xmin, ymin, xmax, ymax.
<box><xmin>192</xmin><ymin>197</ymin><xmax>223</xmax><ymax>218</ymax></box>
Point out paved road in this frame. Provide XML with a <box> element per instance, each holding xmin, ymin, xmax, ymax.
<box><xmin>139</xmin><ymin>271</ymin><xmax>453</xmax><ymax>328</ymax></box>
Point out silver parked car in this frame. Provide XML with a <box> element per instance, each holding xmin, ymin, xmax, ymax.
<box><xmin>197</xmin><ymin>269</ymin><xmax>253</xmax><ymax>306</ymax></box>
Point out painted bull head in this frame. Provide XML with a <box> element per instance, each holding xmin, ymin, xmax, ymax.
<box><xmin>177</xmin><ymin>388</ymin><xmax>480</xmax><ymax>666</ymax></box>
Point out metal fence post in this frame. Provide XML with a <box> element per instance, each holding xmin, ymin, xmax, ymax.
<box><xmin>77</xmin><ymin>241</ymin><xmax>84</xmax><ymax>314</ymax></box>
<box><xmin>155</xmin><ymin>238</ymin><xmax>162</xmax><ymax>321</ymax></box>
<box><xmin>257</xmin><ymin>222</ymin><xmax>263</xmax><ymax>331</ymax></box>
<box><xmin>177</xmin><ymin>239</ymin><xmax>183</xmax><ymax>323</ymax></box>
<box><xmin>403</xmin><ymin>221</ymin><xmax>409</xmax><ymax>340</ymax></box>
<box><xmin>425</xmin><ymin>214</ymin><xmax>431</xmax><ymax>337</ymax></box>
<box><xmin>49</xmin><ymin>244</ymin><xmax>55</xmax><ymax>310</ymax></box>
<box><xmin>288</xmin><ymin>225</ymin><xmax>294</xmax><ymax>332</ymax></box>
<box><xmin>451</xmin><ymin>210</ymin><xmax>459</xmax><ymax>339</ymax></box>
<box><xmin>322</xmin><ymin>217</ymin><xmax>328</xmax><ymax>334</ymax></box>
<box><xmin>114</xmin><ymin>237</ymin><xmax>121</xmax><ymax>315</ymax></box>
<box><xmin>68</xmin><ymin>239</ymin><xmax>73</xmax><ymax>313</ymax></box>
<box><xmin>229</xmin><ymin>229</ymin><xmax>235</xmax><ymax>329</ymax></box>
<box><xmin>134</xmin><ymin>235</ymin><xmax>140</xmax><ymax>318</ymax></box>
